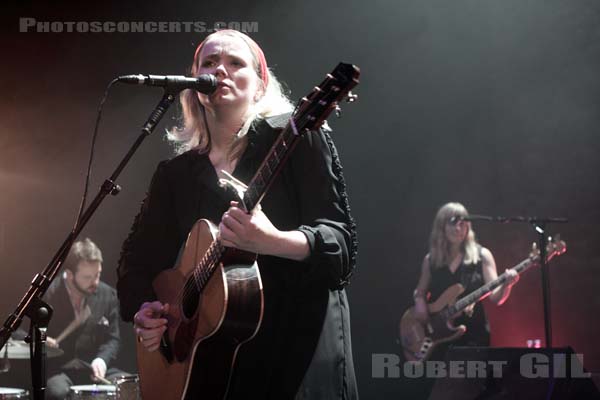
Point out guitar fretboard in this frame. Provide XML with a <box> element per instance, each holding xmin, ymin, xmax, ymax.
<box><xmin>443</xmin><ymin>254</ymin><xmax>539</xmax><ymax>318</ymax></box>
<box><xmin>189</xmin><ymin>123</ymin><xmax>302</xmax><ymax>292</ymax></box>
<box><xmin>243</xmin><ymin>122</ymin><xmax>301</xmax><ymax>211</ymax></box>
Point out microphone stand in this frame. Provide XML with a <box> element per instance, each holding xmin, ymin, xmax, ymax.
<box><xmin>0</xmin><ymin>89</ymin><xmax>179</xmax><ymax>400</ymax></box>
<box><xmin>466</xmin><ymin>215</ymin><xmax>568</xmax><ymax>347</ymax></box>
<box><xmin>527</xmin><ymin>217</ymin><xmax>566</xmax><ymax>349</ymax></box>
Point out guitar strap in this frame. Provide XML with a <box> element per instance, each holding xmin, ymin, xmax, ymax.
<box><xmin>458</xmin><ymin>245</ymin><xmax>484</xmax><ymax>291</ymax></box>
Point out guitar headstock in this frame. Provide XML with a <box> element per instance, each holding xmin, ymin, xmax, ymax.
<box><xmin>529</xmin><ymin>235</ymin><xmax>567</xmax><ymax>262</ymax></box>
<box><xmin>546</xmin><ymin>235</ymin><xmax>567</xmax><ymax>261</ymax></box>
<box><xmin>293</xmin><ymin>62</ymin><xmax>360</xmax><ymax>133</ymax></box>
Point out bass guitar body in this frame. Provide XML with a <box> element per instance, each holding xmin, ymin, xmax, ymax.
<box><xmin>399</xmin><ymin>283</ymin><xmax>467</xmax><ymax>362</ymax></box>
<box><xmin>136</xmin><ymin>219</ymin><xmax>264</xmax><ymax>400</ymax></box>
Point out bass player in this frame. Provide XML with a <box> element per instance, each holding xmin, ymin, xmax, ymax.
<box><xmin>412</xmin><ymin>202</ymin><xmax>520</xmax><ymax>351</ymax></box>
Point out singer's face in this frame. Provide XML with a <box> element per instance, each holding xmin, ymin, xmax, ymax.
<box><xmin>445</xmin><ymin>218</ymin><xmax>468</xmax><ymax>245</ymax></box>
<box><xmin>195</xmin><ymin>35</ymin><xmax>262</xmax><ymax>110</ymax></box>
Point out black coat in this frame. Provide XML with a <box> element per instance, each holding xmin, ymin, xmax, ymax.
<box><xmin>117</xmin><ymin>116</ymin><xmax>358</xmax><ymax>399</ymax></box>
<box><xmin>45</xmin><ymin>277</ymin><xmax>121</xmax><ymax>375</ymax></box>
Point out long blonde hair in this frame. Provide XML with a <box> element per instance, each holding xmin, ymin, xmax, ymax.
<box><xmin>168</xmin><ymin>30</ymin><xmax>294</xmax><ymax>158</ymax></box>
<box><xmin>429</xmin><ymin>202</ymin><xmax>480</xmax><ymax>268</ymax></box>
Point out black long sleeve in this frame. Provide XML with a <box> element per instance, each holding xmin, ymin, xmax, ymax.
<box><xmin>117</xmin><ymin>161</ymin><xmax>183</xmax><ymax>321</ymax></box>
<box><xmin>117</xmin><ymin>119</ymin><xmax>357</xmax><ymax>322</ymax></box>
<box><xmin>290</xmin><ymin>128</ymin><xmax>357</xmax><ymax>289</ymax></box>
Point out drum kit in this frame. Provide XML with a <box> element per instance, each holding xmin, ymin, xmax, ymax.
<box><xmin>0</xmin><ymin>339</ymin><xmax>140</xmax><ymax>400</ymax></box>
<box><xmin>66</xmin><ymin>375</ymin><xmax>139</xmax><ymax>399</ymax></box>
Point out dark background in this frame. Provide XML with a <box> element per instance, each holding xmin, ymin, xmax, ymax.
<box><xmin>1</xmin><ymin>0</ymin><xmax>599</xmax><ymax>397</ymax></box>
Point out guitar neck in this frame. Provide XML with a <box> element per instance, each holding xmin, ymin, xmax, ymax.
<box><xmin>449</xmin><ymin>254</ymin><xmax>539</xmax><ymax>314</ymax></box>
<box><xmin>243</xmin><ymin>122</ymin><xmax>301</xmax><ymax>211</ymax></box>
<box><xmin>196</xmin><ymin>121</ymin><xmax>303</xmax><ymax>283</ymax></box>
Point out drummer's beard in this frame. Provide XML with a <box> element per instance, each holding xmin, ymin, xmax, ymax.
<box><xmin>71</xmin><ymin>276</ymin><xmax>98</xmax><ymax>297</ymax></box>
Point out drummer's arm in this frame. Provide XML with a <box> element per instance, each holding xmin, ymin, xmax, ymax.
<box><xmin>95</xmin><ymin>288</ymin><xmax>121</xmax><ymax>370</ymax></box>
<box><xmin>46</xmin><ymin>336</ymin><xmax>59</xmax><ymax>348</ymax></box>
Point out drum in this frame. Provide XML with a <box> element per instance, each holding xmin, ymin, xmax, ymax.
<box><xmin>68</xmin><ymin>385</ymin><xmax>115</xmax><ymax>399</ymax></box>
<box><xmin>0</xmin><ymin>388</ymin><xmax>29</xmax><ymax>399</ymax></box>
<box><xmin>114</xmin><ymin>375</ymin><xmax>140</xmax><ymax>400</ymax></box>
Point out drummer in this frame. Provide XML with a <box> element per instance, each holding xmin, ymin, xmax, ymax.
<box><xmin>44</xmin><ymin>238</ymin><xmax>124</xmax><ymax>400</ymax></box>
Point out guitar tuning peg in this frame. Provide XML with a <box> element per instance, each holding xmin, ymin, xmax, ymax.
<box><xmin>345</xmin><ymin>91</ymin><xmax>358</xmax><ymax>103</ymax></box>
<box><xmin>529</xmin><ymin>242</ymin><xmax>538</xmax><ymax>258</ymax></box>
<box><xmin>335</xmin><ymin>105</ymin><xmax>342</xmax><ymax>118</ymax></box>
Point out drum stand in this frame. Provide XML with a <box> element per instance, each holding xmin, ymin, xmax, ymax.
<box><xmin>26</xmin><ymin>298</ymin><xmax>53</xmax><ymax>400</ymax></box>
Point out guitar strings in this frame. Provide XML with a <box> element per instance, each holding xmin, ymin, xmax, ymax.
<box><xmin>173</xmin><ymin>126</ymin><xmax>297</xmax><ymax>306</ymax></box>
<box><xmin>174</xmin><ymin>123</ymin><xmax>301</xmax><ymax>307</ymax></box>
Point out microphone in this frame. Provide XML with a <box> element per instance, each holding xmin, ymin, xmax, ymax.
<box><xmin>117</xmin><ymin>74</ymin><xmax>217</xmax><ymax>94</ymax></box>
<box><xmin>450</xmin><ymin>215</ymin><xmax>568</xmax><ymax>224</ymax></box>
<box><xmin>449</xmin><ymin>215</ymin><xmax>496</xmax><ymax>224</ymax></box>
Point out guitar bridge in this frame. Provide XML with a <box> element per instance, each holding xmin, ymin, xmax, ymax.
<box><xmin>416</xmin><ymin>337</ymin><xmax>433</xmax><ymax>359</ymax></box>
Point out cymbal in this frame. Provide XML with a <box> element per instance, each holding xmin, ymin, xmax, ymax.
<box><xmin>0</xmin><ymin>339</ymin><xmax>64</xmax><ymax>359</ymax></box>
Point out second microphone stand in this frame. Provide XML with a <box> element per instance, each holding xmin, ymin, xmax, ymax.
<box><xmin>467</xmin><ymin>215</ymin><xmax>567</xmax><ymax>347</ymax></box>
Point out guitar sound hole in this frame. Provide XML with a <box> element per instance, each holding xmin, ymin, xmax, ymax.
<box><xmin>182</xmin><ymin>278</ymin><xmax>201</xmax><ymax>319</ymax></box>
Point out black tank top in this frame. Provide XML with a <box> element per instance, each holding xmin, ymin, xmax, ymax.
<box><xmin>428</xmin><ymin>246</ymin><xmax>490</xmax><ymax>346</ymax></box>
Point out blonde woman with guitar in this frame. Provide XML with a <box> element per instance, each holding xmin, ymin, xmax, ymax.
<box><xmin>411</xmin><ymin>202</ymin><xmax>519</xmax><ymax>356</ymax></box>
<box><xmin>117</xmin><ymin>30</ymin><xmax>359</xmax><ymax>400</ymax></box>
